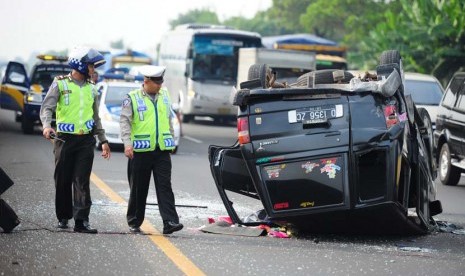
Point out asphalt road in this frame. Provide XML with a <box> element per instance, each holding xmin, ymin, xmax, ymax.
<box><xmin>1</xmin><ymin>109</ymin><xmax>465</xmax><ymax>275</ymax></box>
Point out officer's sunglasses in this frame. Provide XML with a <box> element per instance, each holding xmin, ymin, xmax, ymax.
<box><xmin>148</xmin><ymin>77</ymin><xmax>164</xmax><ymax>84</ymax></box>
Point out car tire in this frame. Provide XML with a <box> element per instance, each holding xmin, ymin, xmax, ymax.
<box><xmin>314</xmin><ymin>69</ymin><xmax>354</xmax><ymax>84</ymax></box>
<box><xmin>378</xmin><ymin>49</ymin><xmax>404</xmax><ymax>87</ymax></box>
<box><xmin>295</xmin><ymin>70</ymin><xmax>354</xmax><ymax>87</ymax></box>
<box><xmin>247</xmin><ymin>64</ymin><xmax>270</xmax><ymax>88</ymax></box>
<box><xmin>21</xmin><ymin>116</ymin><xmax>34</xmax><ymax>135</ymax></box>
<box><xmin>182</xmin><ymin>114</ymin><xmax>193</xmax><ymax>123</ymax></box>
<box><xmin>438</xmin><ymin>143</ymin><xmax>461</xmax><ymax>186</ymax></box>
<box><xmin>379</xmin><ymin>50</ymin><xmax>401</xmax><ymax>65</ymax></box>
<box><xmin>15</xmin><ymin>112</ymin><xmax>22</xmax><ymax>122</ymax></box>
<box><xmin>417</xmin><ymin>107</ymin><xmax>436</xmax><ymax>179</ymax></box>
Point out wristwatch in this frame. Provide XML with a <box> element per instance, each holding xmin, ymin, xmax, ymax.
<box><xmin>101</xmin><ymin>140</ymin><xmax>109</xmax><ymax>145</ymax></box>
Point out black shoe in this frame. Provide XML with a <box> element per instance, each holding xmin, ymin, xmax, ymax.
<box><xmin>129</xmin><ymin>226</ymin><xmax>141</xmax><ymax>233</ymax></box>
<box><xmin>74</xmin><ymin>221</ymin><xmax>98</xmax><ymax>234</ymax></box>
<box><xmin>57</xmin><ymin>219</ymin><xmax>68</xmax><ymax>229</ymax></box>
<box><xmin>163</xmin><ymin>221</ymin><xmax>183</xmax><ymax>234</ymax></box>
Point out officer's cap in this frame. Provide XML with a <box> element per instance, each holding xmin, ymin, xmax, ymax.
<box><xmin>139</xmin><ymin>65</ymin><xmax>166</xmax><ymax>84</ymax></box>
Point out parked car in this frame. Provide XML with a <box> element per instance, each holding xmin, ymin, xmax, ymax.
<box><xmin>209</xmin><ymin>50</ymin><xmax>442</xmax><ymax>234</ymax></box>
<box><xmin>96</xmin><ymin>72</ymin><xmax>181</xmax><ymax>153</ymax></box>
<box><xmin>404</xmin><ymin>72</ymin><xmax>444</xmax><ymax>130</ymax></box>
<box><xmin>0</xmin><ymin>55</ymin><xmax>70</xmax><ymax>134</ymax></box>
<box><xmin>434</xmin><ymin>72</ymin><xmax>465</xmax><ymax>186</ymax></box>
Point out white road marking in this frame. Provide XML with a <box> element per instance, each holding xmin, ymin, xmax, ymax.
<box><xmin>183</xmin><ymin>135</ymin><xmax>202</xmax><ymax>144</ymax></box>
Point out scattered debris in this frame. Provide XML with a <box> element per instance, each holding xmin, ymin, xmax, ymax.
<box><xmin>436</xmin><ymin>221</ymin><xmax>464</xmax><ymax>233</ymax></box>
<box><xmin>398</xmin><ymin>246</ymin><xmax>435</xmax><ymax>253</ymax></box>
<box><xmin>452</xmin><ymin>229</ymin><xmax>465</xmax><ymax>235</ymax></box>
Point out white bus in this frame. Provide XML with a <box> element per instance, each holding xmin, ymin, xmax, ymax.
<box><xmin>158</xmin><ymin>24</ymin><xmax>262</xmax><ymax>123</ymax></box>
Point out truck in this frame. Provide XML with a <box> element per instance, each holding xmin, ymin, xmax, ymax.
<box><xmin>0</xmin><ymin>55</ymin><xmax>70</xmax><ymax>134</ymax></box>
<box><xmin>98</xmin><ymin>49</ymin><xmax>153</xmax><ymax>76</ymax></box>
<box><xmin>262</xmin><ymin>34</ymin><xmax>348</xmax><ymax>70</ymax></box>
<box><xmin>237</xmin><ymin>48</ymin><xmax>316</xmax><ymax>88</ymax></box>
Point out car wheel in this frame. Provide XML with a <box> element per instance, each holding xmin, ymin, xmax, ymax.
<box><xmin>379</xmin><ymin>50</ymin><xmax>404</xmax><ymax>83</ymax></box>
<box><xmin>247</xmin><ymin>64</ymin><xmax>270</xmax><ymax>88</ymax></box>
<box><xmin>295</xmin><ymin>70</ymin><xmax>354</xmax><ymax>87</ymax></box>
<box><xmin>417</xmin><ymin>107</ymin><xmax>436</xmax><ymax>179</ymax></box>
<box><xmin>182</xmin><ymin>114</ymin><xmax>193</xmax><ymax>123</ymax></box>
<box><xmin>438</xmin><ymin>143</ymin><xmax>461</xmax><ymax>186</ymax></box>
<box><xmin>314</xmin><ymin>69</ymin><xmax>354</xmax><ymax>84</ymax></box>
<box><xmin>21</xmin><ymin>116</ymin><xmax>34</xmax><ymax>134</ymax></box>
<box><xmin>15</xmin><ymin>112</ymin><xmax>22</xmax><ymax>122</ymax></box>
<box><xmin>379</xmin><ymin>50</ymin><xmax>401</xmax><ymax>65</ymax></box>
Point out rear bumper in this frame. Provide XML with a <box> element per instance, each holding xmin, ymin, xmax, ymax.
<box><xmin>101</xmin><ymin>121</ymin><xmax>122</xmax><ymax>145</ymax></box>
<box><xmin>209</xmin><ymin>140</ymin><xmax>431</xmax><ymax>234</ymax></box>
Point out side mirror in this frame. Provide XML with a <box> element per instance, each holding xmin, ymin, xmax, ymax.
<box><xmin>185</xmin><ymin>60</ymin><xmax>192</xmax><ymax>78</ymax></box>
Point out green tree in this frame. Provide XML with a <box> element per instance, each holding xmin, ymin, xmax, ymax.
<box><xmin>358</xmin><ymin>0</ymin><xmax>465</xmax><ymax>83</ymax></box>
<box><xmin>223</xmin><ymin>11</ymin><xmax>288</xmax><ymax>36</ymax></box>
<box><xmin>299</xmin><ymin>0</ymin><xmax>399</xmax><ymax>68</ymax></box>
<box><xmin>267</xmin><ymin>0</ymin><xmax>312</xmax><ymax>34</ymax></box>
<box><xmin>169</xmin><ymin>8</ymin><xmax>220</xmax><ymax>29</ymax></box>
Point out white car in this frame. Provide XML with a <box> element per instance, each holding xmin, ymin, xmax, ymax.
<box><xmin>96</xmin><ymin>76</ymin><xmax>181</xmax><ymax>153</ymax></box>
<box><xmin>404</xmin><ymin>72</ymin><xmax>444</xmax><ymax>129</ymax></box>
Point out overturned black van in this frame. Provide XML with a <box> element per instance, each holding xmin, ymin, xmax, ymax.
<box><xmin>209</xmin><ymin>50</ymin><xmax>442</xmax><ymax>234</ymax></box>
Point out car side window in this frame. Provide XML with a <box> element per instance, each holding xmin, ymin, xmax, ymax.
<box><xmin>442</xmin><ymin>76</ymin><xmax>464</xmax><ymax>108</ymax></box>
<box><xmin>6</xmin><ymin>63</ymin><xmax>26</xmax><ymax>84</ymax></box>
<box><xmin>456</xmin><ymin>86</ymin><xmax>465</xmax><ymax>112</ymax></box>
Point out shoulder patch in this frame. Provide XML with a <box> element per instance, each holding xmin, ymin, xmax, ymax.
<box><xmin>122</xmin><ymin>97</ymin><xmax>131</xmax><ymax>107</ymax></box>
<box><xmin>56</xmin><ymin>75</ymin><xmax>68</xmax><ymax>80</ymax></box>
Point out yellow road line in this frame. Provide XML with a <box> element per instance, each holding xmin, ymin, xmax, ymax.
<box><xmin>90</xmin><ymin>172</ymin><xmax>205</xmax><ymax>276</ymax></box>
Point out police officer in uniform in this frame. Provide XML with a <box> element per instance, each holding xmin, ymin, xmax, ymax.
<box><xmin>120</xmin><ymin>65</ymin><xmax>183</xmax><ymax>234</ymax></box>
<box><xmin>40</xmin><ymin>46</ymin><xmax>111</xmax><ymax>234</ymax></box>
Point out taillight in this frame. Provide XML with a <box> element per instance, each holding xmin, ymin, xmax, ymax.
<box><xmin>383</xmin><ymin>104</ymin><xmax>399</xmax><ymax>128</ymax></box>
<box><xmin>237</xmin><ymin>117</ymin><xmax>250</xmax><ymax>144</ymax></box>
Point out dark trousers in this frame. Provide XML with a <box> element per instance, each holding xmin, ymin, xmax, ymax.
<box><xmin>53</xmin><ymin>134</ymin><xmax>95</xmax><ymax>222</ymax></box>
<box><xmin>127</xmin><ymin>149</ymin><xmax>179</xmax><ymax>228</ymax></box>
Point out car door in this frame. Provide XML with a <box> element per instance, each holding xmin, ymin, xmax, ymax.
<box><xmin>438</xmin><ymin>75</ymin><xmax>464</xmax><ymax>156</ymax></box>
<box><xmin>0</xmin><ymin>62</ymin><xmax>29</xmax><ymax>111</ymax></box>
<box><xmin>454</xmin><ymin>85</ymin><xmax>465</xmax><ymax>157</ymax></box>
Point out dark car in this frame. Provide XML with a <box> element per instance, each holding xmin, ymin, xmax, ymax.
<box><xmin>209</xmin><ymin>50</ymin><xmax>442</xmax><ymax>234</ymax></box>
<box><xmin>0</xmin><ymin>55</ymin><xmax>70</xmax><ymax>134</ymax></box>
<box><xmin>434</xmin><ymin>72</ymin><xmax>465</xmax><ymax>186</ymax></box>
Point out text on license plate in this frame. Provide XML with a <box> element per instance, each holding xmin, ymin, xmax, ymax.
<box><xmin>288</xmin><ymin>104</ymin><xmax>343</xmax><ymax>123</ymax></box>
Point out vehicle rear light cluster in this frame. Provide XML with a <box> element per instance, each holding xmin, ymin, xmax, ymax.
<box><xmin>237</xmin><ymin>117</ymin><xmax>250</xmax><ymax>144</ymax></box>
<box><xmin>273</xmin><ymin>202</ymin><xmax>289</xmax><ymax>210</ymax></box>
<box><xmin>383</xmin><ymin>104</ymin><xmax>399</xmax><ymax>128</ymax></box>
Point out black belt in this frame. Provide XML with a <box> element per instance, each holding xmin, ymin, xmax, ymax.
<box><xmin>57</xmin><ymin>133</ymin><xmax>92</xmax><ymax>137</ymax></box>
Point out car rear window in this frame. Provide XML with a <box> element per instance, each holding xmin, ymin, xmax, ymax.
<box><xmin>404</xmin><ymin>79</ymin><xmax>443</xmax><ymax>105</ymax></box>
<box><xmin>104</xmin><ymin>85</ymin><xmax>137</xmax><ymax>105</ymax></box>
<box><xmin>31</xmin><ymin>64</ymin><xmax>70</xmax><ymax>89</ymax></box>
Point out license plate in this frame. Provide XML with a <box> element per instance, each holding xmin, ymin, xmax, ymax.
<box><xmin>288</xmin><ymin>104</ymin><xmax>343</xmax><ymax>124</ymax></box>
<box><xmin>218</xmin><ymin>107</ymin><xmax>231</xmax><ymax>114</ymax></box>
